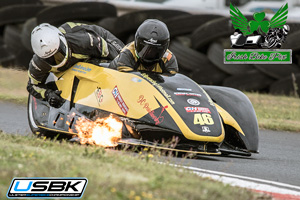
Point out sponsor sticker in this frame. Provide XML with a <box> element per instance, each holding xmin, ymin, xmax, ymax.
<box><xmin>137</xmin><ymin>95</ymin><xmax>168</xmax><ymax>125</ymax></box>
<box><xmin>131</xmin><ymin>77</ymin><xmax>142</xmax><ymax>83</ymax></box>
<box><xmin>174</xmin><ymin>92</ymin><xmax>201</xmax><ymax>97</ymax></box>
<box><xmin>177</xmin><ymin>88</ymin><xmax>192</xmax><ymax>91</ymax></box>
<box><xmin>145</xmin><ymin>38</ymin><xmax>157</xmax><ymax>44</ymax></box>
<box><xmin>194</xmin><ymin>114</ymin><xmax>214</xmax><ymax>125</ymax></box>
<box><xmin>72</xmin><ymin>64</ymin><xmax>92</xmax><ymax>74</ymax></box>
<box><xmin>185</xmin><ymin>107</ymin><xmax>211</xmax><ymax>113</ymax></box>
<box><xmin>7</xmin><ymin>178</ymin><xmax>88</xmax><ymax>199</ymax></box>
<box><xmin>202</xmin><ymin>126</ymin><xmax>211</xmax><ymax>133</ymax></box>
<box><xmin>141</xmin><ymin>73</ymin><xmax>175</xmax><ymax>105</ymax></box>
<box><xmin>94</xmin><ymin>87</ymin><xmax>103</xmax><ymax>106</ymax></box>
<box><xmin>112</xmin><ymin>86</ymin><xmax>129</xmax><ymax>115</ymax></box>
<box><xmin>187</xmin><ymin>98</ymin><xmax>200</xmax><ymax>106</ymax></box>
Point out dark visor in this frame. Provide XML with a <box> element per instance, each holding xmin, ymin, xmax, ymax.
<box><xmin>137</xmin><ymin>43</ymin><xmax>167</xmax><ymax>62</ymax></box>
<box><xmin>43</xmin><ymin>39</ymin><xmax>67</xmax><ymax>66</ymax></box>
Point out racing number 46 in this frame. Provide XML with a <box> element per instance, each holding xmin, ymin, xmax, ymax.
<box><xmin>194</xmin><ymin>114</ymin><xmax>214</xmax><ymax>125</ymax></box>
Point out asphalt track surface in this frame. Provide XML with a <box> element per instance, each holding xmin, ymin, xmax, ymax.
<box><xmin>0</xmin><ymin>101</ymin><xmax>299</xmax><ymax>187</ymax></box>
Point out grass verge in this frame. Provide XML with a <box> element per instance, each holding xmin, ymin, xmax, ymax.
<box><xmin>0</xmin><ymin>131</ymin><xmax>267</xmax><ymax>200</ymax></box>
<box><xmin>0</xmin><ymin>67</ymin><xmax>299</xmax><ymax>132</ymax></box>
<box><xmin>0</xmin><ymin>67</ymin><xmax>28</xmax><ymax>104</ymax></box>
<box><xmin>246</xmin><ymin>92</ymin><xmax>300</xmax><ymax>132</ymax></box>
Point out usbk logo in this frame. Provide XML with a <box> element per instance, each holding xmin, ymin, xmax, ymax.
<box><xmin>7</xmin><ymin>178</ymin><xmax>88</xmax><ymax>199</ymax></box>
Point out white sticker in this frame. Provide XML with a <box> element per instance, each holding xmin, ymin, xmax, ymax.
<box><xmin>202</xmin><ymin>126</ymin><xmax>211</xmax><ymax>133</ymax></box>
<box><xmin>187</xmin><ymin>98</ymin><xmax>200</xmax><ymax>106</ymax></box>
<box><xmin>177</xmin><ymin>88</ymin><xmax>192</xmax><ymax>91</ymax></box>
<box><xmin>131</xmin><ymin>77</ymin><xmax>142</xmax><ymax>83</ymax></box>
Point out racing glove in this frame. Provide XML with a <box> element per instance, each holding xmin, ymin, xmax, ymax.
<box><xmin>45</xmin><ymin>89</ymin><xmax>65</xmax><ymax>108</ymax></box>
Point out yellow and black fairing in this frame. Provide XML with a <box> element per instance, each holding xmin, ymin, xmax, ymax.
<box><xmin>28</xmin><ymin>62</ymin><xmax>256</xmax><ymax>156</ymax></box>
<box><xmin>202</xmin><ymin>85</ymin><xmax>259</xmax><ymax>155</ymax></box>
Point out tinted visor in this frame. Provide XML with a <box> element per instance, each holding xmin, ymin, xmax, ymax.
<box><xmin>137</xmin><ymin>42</ymin><xmax>168</xmax><ymax>63</ymax></box>
<box><xmin>43</xmin><ymin>39</ymin><xmax>67</xmax><ymax>66</ymax></box>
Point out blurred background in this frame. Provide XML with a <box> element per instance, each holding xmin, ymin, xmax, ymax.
<box><xmin>1</xmin><ymin>0</ymin><xmax>300</xmax><ymax>96</ymax></box>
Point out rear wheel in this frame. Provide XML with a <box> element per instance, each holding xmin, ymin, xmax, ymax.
<box><xmin>267</xmin><ymin>38</ymin><xmax>277</xmax><ymax>48</ymax></box>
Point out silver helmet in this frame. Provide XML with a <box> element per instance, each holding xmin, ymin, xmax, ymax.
<box><xmin>31</xmin><ymin>23</ymin><xmax>68</xmax><ymax>68</ymax></box>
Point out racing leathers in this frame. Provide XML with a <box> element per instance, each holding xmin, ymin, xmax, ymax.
<box><xmin>109</xmin><ymin>41</ymin><xmax>178</xmax><ymax>74</ymax></box>
<box><xmin>27</xmin><ymin>22</ymin><xmax>125</xmax><ymax>107</ymax></box>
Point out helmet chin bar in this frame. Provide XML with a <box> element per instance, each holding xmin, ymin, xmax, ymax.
<box><xmin>42</xmin><ymin>36</ymin><xmax>68</xmax><ymax>68</ymax></box>
<box><xmin>141</xmin><ymin>59</ymin><xmax>157</xmax><ymax>68</ymax></box>
<box><xmin>45</xmin><ymin>47</ymin><xmax>69</xmax><ymax>68</ymax></box>
<box><xmin>50</xmin><ymin>52</ymin><xmax>68</xmax><ymax>68</ymax></box>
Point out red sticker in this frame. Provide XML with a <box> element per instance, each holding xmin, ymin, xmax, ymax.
<box><xmin>174</xmin><ymin>92</ymin><xmax>201</xmax><ymax>97</ymax></box>
<box><xmin>185</xmin><ymin>107</ymin><xmax>211</xmax><ymax>113</ymax></box>
<box><xmin>137</xmin><ymin>95</ymin><xmax>168</xmax><ymax>125</ymax></box>
<box><xmin>112</xmin><ymin>86</ymin><xmax>129</xmax><ymax>115</ymax></box>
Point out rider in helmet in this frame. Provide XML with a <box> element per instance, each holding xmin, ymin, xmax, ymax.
<box><xmin>27</xmin><ymin>22</ymin><xmax>124</xmax><ymax>108</ymax></box>
<box><xmin>109</xmin><ymin>19</ymin><xmax>178</xmax><ymax>74</ymax></box>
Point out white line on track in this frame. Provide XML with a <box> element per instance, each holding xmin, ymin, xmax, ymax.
<box><xmin>163</xmin><ymin>163</ymin><xmax>300</xmax><ymax>199</ymax></box>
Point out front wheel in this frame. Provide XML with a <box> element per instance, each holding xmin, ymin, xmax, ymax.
<box><xmin>267</xmin><ymin>37</ymin><xmax>277</xmax><ymax>48</ymax></box>
<box><xmin>27</xmin><ymin>95</ymin><xmax>41</xmax><ymax>135</ymax></box>
<box><xmin>27</xmin><ymin>95</ymin><xmax>56</xmax><ymax>138</ymax></box>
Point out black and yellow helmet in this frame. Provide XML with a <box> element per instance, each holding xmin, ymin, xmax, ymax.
<box><xmin>135</xmin><ymin>19</ymin><xmax>170</xmax><ymax>65</ymax></box>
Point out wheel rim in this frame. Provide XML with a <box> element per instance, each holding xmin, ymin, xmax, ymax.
<box><xmin>28</xmin><ymin>95</ymin><xmax>38</xmax><ymax>129</ymax></box>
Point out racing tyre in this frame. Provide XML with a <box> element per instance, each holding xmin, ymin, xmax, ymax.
<box><xmin>222</xmin><ymin>69</ymin><xmax>275</xmax><ymax>92</ymax></box>
<box><xmin>169</xmin><ymin>39</ymin><xmax>204</xmax><ymax>71</ymax></box>
<box><xmin>190</xmin><ymin>67</ymin><xmax>229</xmax><ymax>86</ymax></box>
<box><xmin>169</xmin><ymin>40</ymin><xmax>228</xmax><ymax>85</ymax></box>
<box><xmin>282</xmin><ymin>29</ymin><xmax>300</xmax><ymax>51</ymax></box>
<box><xmin>37</xmin><ymin>2</ymin><xmax>117</xmax><ymax>26</ymax></box>
<box><xmin>207</xmin><ymin>42</ymin><xmax>254</xmax><ymax>75</ymax></box>
<box><xmin>0</xmin><ymin>44</ymin><xmax>15</xmax><ymax>68</ymax></box>
<box><xmin>126</xmin><ymin>34</ymin><xmax>135</xmax><ymax>44</ymax></box>
<box><xmin>0</xmin><ymin>5</ymin><xmax>46</xmax><ymax>26</ymax></box>
<box><xmin>21</xmin><ymin>17</ymin><xmax>38</xmax><ymax>52</ymax></box>
<box><xmin>4</xmin><ymin>24</ymin><xmax>33</xmax><ymax>69</ymax></box>
<box><xmin>164</xmin><ymin>14</ymin><xmax>223</xmax><ymax>38</ymax></box>
<box><xmin>96</xmin><ymin>17</ymin><xmax>118</xmax><ymax>33</ymax></box>
<box><xmin>4</xmin><ymin>24</ymin><xmax>23</xmax><ymax>53</ymax></box>
<box><xmin>269</xmin><ymin>73</ymin><xmax>300</xmax><ymax>96</ymax></box>
<box><xmin>0</xmin><ymin>0</ymin><xmax>42</xmax><ymax>8</ymax></box>
<box><xmin>28</xmin><ymin>95</ymin><xmax>48</xmax><ymax>137</ymax></box>
<box><xmin>287</xmin><ymin>22</ymin><xmax>300</xmax><ymax>35</ymax></box>
<box><xmin>294</xmin><ymin>52</ymin><xmax>300</xmax><ymax>65</ymax></box>
<box><xmin>254</xmin><ymin>63</ymin><xmax>300</xmax><ymax>80</ymax></box>
<box><xmin>114</xmin><ymin>10</ymin><xmax>190</xmax><ymax>41</ymax></box>
<box><xmin>191</xmin><ymin>17</ymin><xmax>234</xmax><ymax>51</ymax></box>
